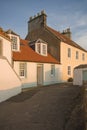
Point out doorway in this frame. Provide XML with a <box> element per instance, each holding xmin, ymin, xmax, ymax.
<box><xmin>37</xmin><ymin>64</ymin><xmax>43</xmax><ymax>86</ymax></box>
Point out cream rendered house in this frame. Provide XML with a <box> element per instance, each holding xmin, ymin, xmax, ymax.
<box><xmin>0</xmin><ymin>28</ymin><xmax>21</xmax><ymax>102</ymax></box>
<box><xmin>61</xmin><ymin>41</ymin><xmax>87</xmax><ymax>81</ymax></box>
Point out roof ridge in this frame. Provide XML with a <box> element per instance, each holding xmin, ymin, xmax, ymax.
<box><xmin>45</xmin><ymin>26</ymin><xmax>87</xmax><ymax>52</ymax></box>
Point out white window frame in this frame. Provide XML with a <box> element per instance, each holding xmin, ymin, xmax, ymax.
<box><xmin>19</xmin><ymin>62</ymin><xmax>27</xmax><ymax>78</ymax></box>
<box><xmin>36</xmin><ymin>43</ymin><xmax>41</xmax><ymax>54</ymax></box>
<box><xmin>36</xmin><ymin>43</ymin><xmax>47</xmax><ymax>56</ymax></box>
<box><xmin>42</xmin><ymin>43</ymin><xmax>47</xmax><ymax>56</ymax></box>
<box><xmin>51</xmin><ymin>64</ymin><xmax>55</xmax><ymax>76</ymax></box>
<box><xmin>67</xmin><ymin>66</ymin><xmax>71</xmax><ymax>76</ymax></box>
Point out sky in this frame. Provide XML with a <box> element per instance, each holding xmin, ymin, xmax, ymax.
<box><xmin>0</xmin><ymin>0</ymin><xmax>87</xmax><ymax>49</ymax></box>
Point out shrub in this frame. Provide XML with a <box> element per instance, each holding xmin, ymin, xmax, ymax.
<box><xmin>67</xmin><ymin>78</ymin><xmax>73</xmax><ymax>82</ymax></box>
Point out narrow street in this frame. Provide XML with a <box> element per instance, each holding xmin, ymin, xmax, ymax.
<box><xmin>0</xmin><ymin>84</ymin><xmax>85</xmax><ymax>130</ymax></box>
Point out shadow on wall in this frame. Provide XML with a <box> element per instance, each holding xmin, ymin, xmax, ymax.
<box><xmin>44</xmin><ymin>68</ymin><xmax>62</xmax><ymax>85</ymax></box>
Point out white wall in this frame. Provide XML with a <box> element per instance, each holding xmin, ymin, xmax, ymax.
<box><xmin>14</xmin><ymin>61</ymin><xmax>62</xmax><ymax>88</ymax></box>
<box><xmin>14</xmin><ymin>62</ymin><xmax>37</xmax><ymax>88</ymax></box>
<box><xmin>73</xmin><ymin>69</ymin><xmax>82</xmax><ymax>86</ymax></box>
<box><xmin>0</xmin><ymin>58</ymin><xmax>21</xmax><ymax>102</ymax></box>
<box><xmin>43</xmin><ymin>64</ymin><xmax>62</xmax><ymax>85</ymax></box>
<box><xmin>0</xmin><ymin>36</ymin><xmax>12</xmax><ymax>64</ymax></box>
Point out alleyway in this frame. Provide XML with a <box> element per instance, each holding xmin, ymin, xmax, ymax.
<box><xmin>0</xmin><ymin>84</ymin><xmax>85</xmax><ymax>130</ymax></box>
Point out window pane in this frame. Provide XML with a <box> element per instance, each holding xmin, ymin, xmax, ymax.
<box><xmin>68</xmin><ymin>66</ymin><xmax>71</xmax><ymax>75</ymax></box>
<box><xmin>11</xmin><ymin>36</ymin><xmax>17</xmax><ymax>50</ymax></box>
<box><xmin>51</xmin><ymin>65</ymin><xmax>55</xmax><ymax>76</ymax></box>
<box><xmin>43</xmin><ymin>45</ymin><xmax>46</xmax><ymax>55</ymax></box>
<box><xmin>76</xmin><ymin>51</ymin><xmax>79</xmax><ymax>59</ymax></box>
<box><xmin>82</xmin><ymin>53</ymin><xmax>85</xmax><ymax>61</ymax></box>
<box><xmin>68</xmin><ymin>48</ymin><xmax>71</xmax><ymax>57</ymax></box>
<box><xmin>37</xmin><ymin>43</ymin><xmax>41</xmax><ymax>53</ymax></box>
<box><xmin>19</xmin><ymin>63</ymin><xmax>27</xmax><ymax>78</ymax></box>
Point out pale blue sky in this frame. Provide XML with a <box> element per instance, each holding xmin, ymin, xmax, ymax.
<box><xmin>1</xmin><ymin>0</ymin><xmax>87</xmax><ymax>49</ymax></box>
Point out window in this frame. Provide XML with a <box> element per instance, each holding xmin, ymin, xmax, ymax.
<box><xmin>19</xmin><ymin>62</ymin><xmax>27</xmax><ymax>78</ymax></box>
<box><xmin>37</xmin><ymin>43</ymin><xmax>41</xmax><ymax>53</ymax></box>
<box><xmin>76</xmin><ymin>51</ymin><xmax>79</xmax><ymax>59</ymax></box>
<box><xmin>11</xmin><ymin>36</ymin><xmax>17</xmax><ymax>50</ymax></box>
<box><xmin>82</xmin><ymin>53</ymin><xmax>85</xmax><ymax>61</ymax></box>
<box><xmin>68</xmin><ymin>48</ymin><xmax>71</xmax><ymax>58</ymax></box>
<box><xmin>43</xmin><ymin>45</ymin><xmax>47</xmax><ymax>55</ymax></box>
<box><xmin>67</xmin><ymin>66</ymin><xmax>71</xmax><ymax>75</ymax></box>
<box><xmin>0</xmin><ymin>40</ymin><xmax>3</xmax><ymax>56</ymax></box>
<box><xmin>51</xmin><ymin>65</ymin><xmax>55</xmax><ymax>76</ymax></box>
<box><xmin>36</xmin><ymin>43</ymin><xmax>47</xmax><ymax>56</ymax></box>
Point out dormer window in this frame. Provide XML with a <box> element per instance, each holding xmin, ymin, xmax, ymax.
<box><xmin>30</xmin><ymin>38</ymin><xmax>47</xmax><ymax>56</ymax></box>
<box><xmin>36</xmin><ymin>42</ymin><xmax>47</xmax><ymax>56</ymax></box>
<box><xmin>6</xmin><ymin>30</ymin><xmax>20</xmax><ymax>52</ymax></box>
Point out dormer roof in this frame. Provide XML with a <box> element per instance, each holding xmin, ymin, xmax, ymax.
<box><xmin>6</xmin><ymin>29</ymin><xmax>19</xmax><ymax>36</ymax></box>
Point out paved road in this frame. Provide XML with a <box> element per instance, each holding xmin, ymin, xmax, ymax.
<box><xmin>0</xmin><ymin>84</ymin><xmax>83</xmax><ymax>130</ymax></box>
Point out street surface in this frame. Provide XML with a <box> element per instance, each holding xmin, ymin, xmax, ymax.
<box><xmin>0</xmin><ymin>84</ymin><xmax>84</xmax><ymax>130</ymax></box>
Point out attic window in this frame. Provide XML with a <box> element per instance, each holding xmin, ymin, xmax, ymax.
<box><xmin>42</xmin><ymin>44</ymin><xmax>47</xmax><ymax>55</ymax></box>
<box><xmin>37</xmin><ymin>43</ymin><xmax>41</xmax><ymax>53</ymax></box>
<box><xmin>11</xmin><ymin>36</ymin><xmax>17</xmax><ymax>50</ymax></box>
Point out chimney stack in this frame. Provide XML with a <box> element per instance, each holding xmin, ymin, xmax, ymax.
<box><xmin>28</xmin><ymin>10</ymin><xmax>47</xmax><ymax>33</ymax></box>
<box><xmin>62</xmin><ymin>28</ymin><xmax>72</xmax><ymax>39</ymax></box>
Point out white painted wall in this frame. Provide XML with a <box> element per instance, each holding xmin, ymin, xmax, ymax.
<box><xmin>0</xmin><ymin>58</ymin><xmax>22</xmax><ymax>102</ymax></box>
<box><xmin>73</xmin><ymin>68</ymin><xmax>87</xmax><ymax>86</ymax></box>
<box><xmin>14</xmin><ymin>62</ymin><xmax>37</xmax><ymax>88</ymax></box>
<box><xmin>14</xmin><ymin>61</ymin><xmax>62</xmax><ymax>88</ymax></box>
<box><xmin>43</xmin><ymin>64</ymin><xmax>62</xmax><ymax>85</ymax></box>
<box><xmin>0</xmin><ymin>36</ymin><xmax>12</xmax><ymax>64</ymax></box>
<box><xmin>73</xmin><ymin>69</ymin><xmax>82</xmax><ymax>86</ymax></box>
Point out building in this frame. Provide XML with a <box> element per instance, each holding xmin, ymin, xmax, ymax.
<box><xmin>0</xmin><ymin>28</ymin><xmax>21</xmax><ymax>102</ymax></box>
<box><xmin>6</xmin><ymin>30</ymin><xmax>62</xmax><ymax>89</ymax></box>
<box><xmin>26</xmin><ymin>10</ymin><xmax>87</xmax><ymax>81</ymax></box>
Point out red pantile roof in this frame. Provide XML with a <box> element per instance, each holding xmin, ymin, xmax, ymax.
<box><xmin>13</xmin><ymin>39</ymin><xmax>59</xmax><ymax>64</ymax></box>
<box><xmin>0</xmin><ymin>27</ymin><xmax>10</xmax><ymax>41</ymax></box>
<box><xmin>46</xmin><ymin>26</ymin><xmax>87</xmax><ymax>52</ymax></box>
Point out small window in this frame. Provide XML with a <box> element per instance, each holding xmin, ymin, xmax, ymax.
<box><xmin>11</xmin><ymin>36</ymin><xmax>17</xmax><ymax>50</ymax></box>
<box><xmin>37</xmin><ymin>43</ymin><xmax>41</xmax><ymax>54</ymax></box>
<box><xmin>19</xmin><ymin>62</ymin><xmax>27</xmax><ymax>78</ymax></box>
<box><xmin>42</xmin><ymin>44</ymin><xmax>47</xmax><ymax>55</ymax></box>
<box><xmin>82</xmin><ymin>53</ymin><xmax>85</xmax><ymax>61</ymax></box>
<box><xmin>67</xmin><ymin>66</ymin><xmax>71</xmax><ymax>75</ymax></box>
<box><xmin>51</xmin><ymin>65</ymin><xmax>55</xmax><ymax>76</ymax></box>
<box><xmin>68</xmin><ymin>48</ymin><xmax>71</xmax><ymax>58</ymax></box>
<box><xmin>76</xmin><ymin>51</ymin><xmax>79</xmax><ymax>59</ymax></box>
